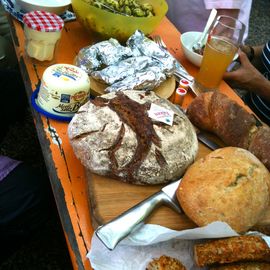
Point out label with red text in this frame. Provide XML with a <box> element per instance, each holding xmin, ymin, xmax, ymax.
<box><xmin>148</xmin><ymin>103</ymin><xmax>174</xmax><ymax>126</ymax></box>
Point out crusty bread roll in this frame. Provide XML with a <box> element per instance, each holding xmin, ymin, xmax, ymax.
<box><xmin>210</xmin><ymin>262</ymin><xmax>270</xmax><ymax>270</ymax></box>
<box><xmin>177</xmin><ymin>147</ymin><xmax>270</xmax><ymax>233</ymax></box>
<box><xmin>186</xmin><ymin>92</ymin><xmax>270</xmax><ymax>170</ymax></box>
<box><xmin>146</xmin><ymin>255</ymin><xmax>186</xmax><ymax>270</ymax></box>
<box><xmin>194</xmin><ymin>235</ymin><xmax>270</xmax><ymax>267</ymax></box>
<box><xmin>68</xmin><ymin>90</ymin><xmax>198</xmax><ymax>185</ymax></box>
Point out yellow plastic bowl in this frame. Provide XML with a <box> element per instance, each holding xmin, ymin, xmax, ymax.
<box><xmin>71</xmin><ymin>0</ymin><xmax>168</xmax><ymax>42</ymax></box>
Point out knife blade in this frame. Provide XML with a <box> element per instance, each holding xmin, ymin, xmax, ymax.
<box><xmin>95</xmin><ymin>179</ymin><xmax>182</xmax><ymax>250</ymax></box>
<box><xmin>197</xmin><ymin>131</ymin><xmax>220</xmax><ymax>150</ymax></box>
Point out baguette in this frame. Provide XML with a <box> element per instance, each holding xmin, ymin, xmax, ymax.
<box><xmin>210</xmin><ymin>262</ymin><xmax>270</xmax><ymax>270</ymax></box>
<box><xmin>186</xmin><ymin>92</ymin><xmax>270</xmax><ymax>171</ymax></box>
<box><xmin>194</xmin><ymin>236</ymin><xmax>270</xmax><ymax>267</ymax></box>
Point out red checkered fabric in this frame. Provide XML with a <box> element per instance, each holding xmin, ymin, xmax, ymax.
<box><xmin>23</xmin><ymin>10</ymin><xmax>64</xmax><ymax>32</ymax></box>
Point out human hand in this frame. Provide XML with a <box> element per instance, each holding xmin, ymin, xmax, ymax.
<box><xmin>223</xmin><ymin>51</ymin><xmax>266</xmax><ymax>92</ymax></box>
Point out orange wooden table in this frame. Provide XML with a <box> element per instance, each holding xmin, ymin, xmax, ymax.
<box><xmin>8</xmin><ymin>16</ymin><xmax>249</xmax><ymax>270</ymax></box>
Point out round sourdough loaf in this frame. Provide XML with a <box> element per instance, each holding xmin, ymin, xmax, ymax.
<box><xmin>177</xmin><ymin>147</ymin><xmax>270</xmax><ymax>233</ymax></box>
<box><xmin>68</xmin><ymin>90</ymin><xmax>198</xmax><ymax>185</ymax></box>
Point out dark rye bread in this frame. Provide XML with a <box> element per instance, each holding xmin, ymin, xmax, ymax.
<box><xmin>68</xmin><ymin>90</ymin><xmax>198</xmax><ymax>185</ymax></box>
<box><xmin>186</xmin><ymin>92</ymin><xmax>270</xmax><ymax>170</ymax></box>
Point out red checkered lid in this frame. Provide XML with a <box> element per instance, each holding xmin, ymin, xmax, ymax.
<box><xmin>23</xmin><ymin>11</ymin><xmax>64</xmax><ymax>32</ymax></box>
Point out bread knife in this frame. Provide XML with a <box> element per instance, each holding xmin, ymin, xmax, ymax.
<box><xmin>197</xmin><ymin>131</ymin><xmax>220</xmax><ymax>150</ymax></box>
<box><xmin>95</xmin><ymin>179</ymin><xmax>182</xmax><ymax>250</ymax></box>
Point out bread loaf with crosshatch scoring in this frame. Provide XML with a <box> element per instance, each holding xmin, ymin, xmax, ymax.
<box><xmin>186</xmin><ymin>91</ymin><xmax>270</xmax><ymax>170</ymax></box>
<box><xmin>68</xmin><ymin>90</ymin><xmax>198</xmax><ymax>185</ymax></box>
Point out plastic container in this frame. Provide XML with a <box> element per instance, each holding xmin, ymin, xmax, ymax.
<box><xmin>173</xmin><ymin>87</ymin><xmax>187</xmax><ymax>106</ymax></box>
<box><xmin>23</xmin><ymin>11</ymin><xmax>64</xmax><ymax>62</ymax></box>
<box><xmin>34</xmin><ymin>64</ymin><xmax>91</xmax><ymax>119</ymax></box>
<box><xmin>71</xmin><ymin>0</ymin><xmax>168</xmax><ymax>42</ymax></box>
<box><xmin>179</xmin><ymin>78</ymin><xmax>190</xmax><ymax>90</ymax></box>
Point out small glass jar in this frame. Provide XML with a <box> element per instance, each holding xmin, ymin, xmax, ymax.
<box><xmin>23</xmin><ymin>11</ymin><xmax>64</xmax><ymax>63</ymax></box>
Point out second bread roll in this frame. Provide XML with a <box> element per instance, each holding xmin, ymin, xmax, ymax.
<box><xmin>177</xmin><ymin>147</ymin><xmax>270</xmax><ymax>233</ymax></box>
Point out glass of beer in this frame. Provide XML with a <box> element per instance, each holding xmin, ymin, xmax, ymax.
<box><xmin>195</xmin><ymin>15</ymin><xmax>245</xmax><ymax>91</ymax></box>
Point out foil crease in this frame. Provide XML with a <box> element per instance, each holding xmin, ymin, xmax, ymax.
<box><xmin>91</xmin><ymin>56</ymin><xmax>163</xmax><ymax>85</ymax></box>
<box><xmin>126</xmin><ymin>30</ymin><xmax>175</xmax><ymax>76</ymax></box>
<box><xmin>76</xmin><ymin>30</ymin><xmax>179</xmax><ymax>92</ymax></box>
<box><xmin>75</xmin><ymin>38</ymin><xmax>132</xmax><ymax>74</ymax></box>
<box><xmin>105</xmin><ymin>66</ymin><xmax>166</xmax><ymax>93</ymax></box>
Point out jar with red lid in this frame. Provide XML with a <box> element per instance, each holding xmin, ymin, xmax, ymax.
<box><xmin>23</xmin><ymin>11</ymin><xmax>64</xmax><ymax>62</ymax></box>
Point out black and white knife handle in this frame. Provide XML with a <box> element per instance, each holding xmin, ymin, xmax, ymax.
<box><xmin>95</xmin><ymin>191</ymin><xmax>173</xmax><ymax>250</ymax></box>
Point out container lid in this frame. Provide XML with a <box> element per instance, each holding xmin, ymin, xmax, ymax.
<box><xmin>23</xmin><ymin>10</ymin><xmax>64</xmax><ymax>32</ymax></box>
<box><xmin>176</xmin><ymin>87</ymin><xmax>187</xmax><ymax>96</ymax></box>
<box><xmin>31</xmin><ymin>87</ymin><xmax>72</xmax><ymax>121</ymax></box>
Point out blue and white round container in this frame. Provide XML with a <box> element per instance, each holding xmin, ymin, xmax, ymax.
<box><xmin>36</xmin><ymin>64</ymin><xmax>91</xmax><ymax>118</ymax></box>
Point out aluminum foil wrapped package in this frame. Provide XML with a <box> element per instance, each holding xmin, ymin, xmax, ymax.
<box><xmin>75</xmin><ymin>38</ymin><xmax>133</xmax><ymax>74</ymax></box>
<box><xmin>126</xmin><ymin>30</ymin><xmax>176</xmax><ymax>76</ymax></box>
<box><xmin>105</xmin><ymin>66</ymin><xmax>166</xmax><ymax>93</ymax></box>
<box><xmin>74</xmin><ymin>30</ymin><xmax>182</xmax><ymax>93</ymax></box>
<box><xmin>91</xmin><ymin>56</ymin><xmax>159</xmax><ymax>85</ymax></box>
<box><xmin>75</xmin><ymin>45</ymin><xmax>100</xmax><ymax>74</ymax></box>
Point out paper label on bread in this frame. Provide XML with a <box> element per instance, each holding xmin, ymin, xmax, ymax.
<box><xmin>147</xmin><ymin>103</ymin><xmax>174</xmax><ymax>126</ymax></box>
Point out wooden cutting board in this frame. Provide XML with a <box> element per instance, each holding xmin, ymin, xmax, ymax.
<box><xmin>86</xmin><ymin>140</ymin><xmax>270</xmax><ymax>230</ymax></box>
<box><xmin>90</xmin><ymin>76</ymin><xmax>176</xmax><ymax>99</ymax></box>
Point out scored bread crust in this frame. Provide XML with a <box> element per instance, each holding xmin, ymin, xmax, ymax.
<box><xmin>186</xmin><ymin>92</ymin><xmax>270</xmax><ymax>171</ymax></box>
<box><xmin>177</xmin><ymin>147</ymin><xmax>270</xmax><ymax>233</ymax></box>
<box><xmin>68</xmin><ymin>90</ymin><xmax>198</xmax><ymax>185</ymax></box>
<box><xmin>209</xmin><ymin>92</ymin><xmax>257</xmax><ymax>149</ymax></box>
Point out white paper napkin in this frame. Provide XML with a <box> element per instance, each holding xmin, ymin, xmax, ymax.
<box><xmin>87</xmin><ymin>221</ymin><xmax>239</xmax><ymax>270</ymax></box>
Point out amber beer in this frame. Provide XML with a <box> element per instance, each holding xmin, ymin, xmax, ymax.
<box><xmin>196</xmin><ymin>36</ymin><xmax>237</xmax><ymax>90</ymax></box>
<box><xmin>195</xmin><ymin>15</ymin><xmax>245</xmax><ymax>91</ymax></box>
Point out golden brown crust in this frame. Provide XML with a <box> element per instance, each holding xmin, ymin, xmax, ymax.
<box><xmin>186</xmin><ymin>92</ymin><xmax>270</xmax><ymax>171</ymax></box>
<box><xmin>186</xmin><ymin>92</ymin><xmax>213</xmax><ymax>131</ymax></box>
<box><xmin>248</xmin><ymin>126</ymin><xmax>270</xmax><ymax>175</ymax></box>
<box><xmin>194</xmin><ymin>236</ymin><xmax>270</xmax><ymax>267</ymax></box>
<box><xmin>177</xmin><ymin>147</ymin><xmax>270</xmax><ymax>233</ymax></box>
<box><xmin>146</xmin><ymin>255</ymin><xmax>186</xmax><ymax>270</ymax></box>
<box><xmin>210</xmin><ymin>262</ymin><xmax>270</xmax><ymax>270</ymax></box>
<box><xmin>210</xmin><ymin>92</ymin><xmax>257</xmax><ymax>149</ymax></box>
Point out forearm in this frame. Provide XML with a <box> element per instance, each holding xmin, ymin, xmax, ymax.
<box><xmin>241</xmin><ymin>45</ymin><xmax>264</xmax><ymax>70</ymax></box>
<box><xmin>251</xmin><ymin>45</ymin><xmax>264</xmax><ymax>71</ymax></box>
<box><xmin>250</xmin><ymin>74</ymin><xmax>270</xmax><ymax>102</ymax></box>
